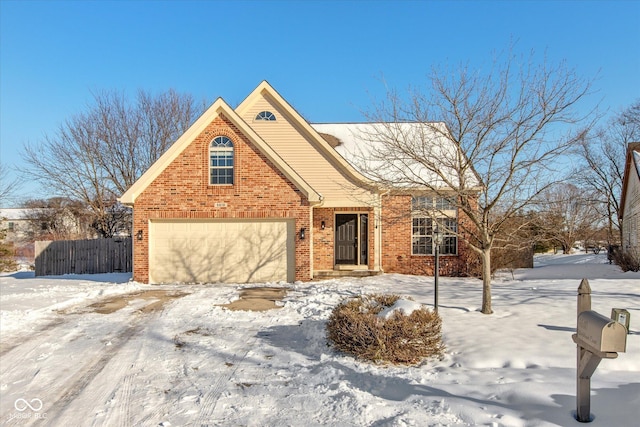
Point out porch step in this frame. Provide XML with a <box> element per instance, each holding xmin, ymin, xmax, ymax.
<box><xmin>313</xmin><ymin>270</ymin><xmax>381</xmax><ymax>280</ymax></box>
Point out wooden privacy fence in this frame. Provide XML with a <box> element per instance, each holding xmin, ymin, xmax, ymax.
<box><xmin>35</xmin><ymin>238</ymin><xmax>132</xmax><ymax>276</ymax></box>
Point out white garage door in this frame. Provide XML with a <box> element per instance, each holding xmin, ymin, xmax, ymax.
<box><xmin>149</xmin><ymin>219</ymin><xmax>295</xmax><ymax>284</ymax></box>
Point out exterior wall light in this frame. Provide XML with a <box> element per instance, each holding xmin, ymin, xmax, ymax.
<box><xmin>300</xmin><ymin>228</ymin><xmax>306</xmax><ymax>240</ymax></box>
<box><xmin>321</xmin><ymin>221</ymin><xmax>326</xmax><ymax>230</ymax></box>
<box><xmin>136</xmin><ymin>229</ymin><xmax>144</xmax><ymax>241</ymax></box>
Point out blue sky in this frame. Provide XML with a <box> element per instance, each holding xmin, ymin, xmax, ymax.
<box><xmin>1</xmin><ymin>0</ymin><xmax>639</xmax><ymax>202</ymax></box>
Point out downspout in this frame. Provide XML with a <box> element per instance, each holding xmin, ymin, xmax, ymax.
<box><xmin>310</xmin><ymin>194</ymin><xmax>324</xmax><ymax>280</ymax></box>
<box><xmin>376</xmin><ymin>189</ymin><xmax>390</xmax><ymax>273</ymax></box>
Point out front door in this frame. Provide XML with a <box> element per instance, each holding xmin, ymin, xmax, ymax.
<box><xmin>335</xmin><ymin>214</ymin><xmax>368</xmax><ymax>265</ymax></box>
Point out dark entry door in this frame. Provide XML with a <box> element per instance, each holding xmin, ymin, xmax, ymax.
<box><xmin>335</xmin><ymin>214</ymin><xmax>357</xmax><ymax>265</ymax></box>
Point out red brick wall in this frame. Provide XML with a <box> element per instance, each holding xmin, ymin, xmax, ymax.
<box><xmin>381</xmin><ymin>194</ymin><xmax>475</xmax><ymax>276</ymax></box>
<box><xmin>132</xmin><ymin>114</ymin><xmax>311</xmax><ymax>283</ymax></box>
<box><xmin>313</xmin><ymin>208</ymin><xmax>334</xmax><ymax>270</ymax></box>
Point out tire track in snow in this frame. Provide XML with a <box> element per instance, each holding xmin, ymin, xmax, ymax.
<box><xmin>133</xmin><ymin>325</ymin><xmax>263</xmax><ymax>426</ymax></box>
<box><xmin>1</xmin><ymin>316</ymin><xmax>146</xmax><ymax>427</ymax></box>
<box><xmin>0</xmin><ymin>317</ymin><xmax>65</xmax><ymax>357</ymax></box>
<box><xmin>1</xmin><ymin>292</ymin><xmax>185</xmax><ymax>427</ymax></box>
<box><xmin>114</xmin><ymin>373</ymin><xmax>135</xmax><ymax>427</ymax></box>
<box><xmin>46</xmin><ymin>323</ymin><xmax>143</xmax><ymax>425</ymax></box>
<box><xmin>195</xmin><ymin>324</ymin><xmax>262</xmax><ymax>426</ymax></box>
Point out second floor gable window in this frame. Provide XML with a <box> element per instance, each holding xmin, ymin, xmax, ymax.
<box><xmin>210</xmin><ymin>136</ymin><xmax>234</xmax><ymax>185</ymax></box>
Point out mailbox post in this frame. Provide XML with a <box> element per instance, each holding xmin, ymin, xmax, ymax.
<box><xmin>572</xmin><ymin>278</ymin><xmax>627</xmax><ymax>423</ymax></box>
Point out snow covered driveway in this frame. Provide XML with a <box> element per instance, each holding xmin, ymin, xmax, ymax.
<box><xmin>1</xmin><ymin>287</ymin><xmax>191</xmax><ymax>425</ymax></box>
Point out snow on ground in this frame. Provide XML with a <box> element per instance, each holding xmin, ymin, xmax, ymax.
<box><xmin>0</xmin><ymin>253</ymin><xmax>639</xmax><ymax>426</ymax></box>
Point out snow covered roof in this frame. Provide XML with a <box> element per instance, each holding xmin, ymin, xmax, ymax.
<box><xmin>311</xmin><ymin>122</ymin><xmax>482</xmax><ymax>192</ymax></box>
<box><xmin>0</xmin><ymin>208</ymin><xmax>32</xmax><ymax>220</ymax></box>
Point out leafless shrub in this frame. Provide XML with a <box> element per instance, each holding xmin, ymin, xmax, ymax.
<box><xmin>326</xmin><ymin>294</ymin><xmax>444</xmax><ymax>365</ymax></box>
<box><xmin>612</xmin><ymin>248</ymin><xmax>640</xmax><ymax>272</ymax></box>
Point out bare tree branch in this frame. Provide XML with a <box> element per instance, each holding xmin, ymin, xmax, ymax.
<box><xmin>0</xmin><ymin>163</ymin><xmax>21</xmax><ymax>205</ymax></box>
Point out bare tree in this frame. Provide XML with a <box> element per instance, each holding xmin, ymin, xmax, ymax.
<box><xmin>0</xmin><ymin>163</ymin><xmax>20</xmax><ymax>205</ymax></box>
<box><xmin>0</xmin><ymin>163</ymin><xmax>21</xmax><ymax>270</ymax></box>
<box><xmin>357</xmin><ymin>50</ymin><xmax>593</xmax><ymax>314</ymax></box>
<box><xmin>21</xmin><ymin>89</ymin><xmax>205</xmax><ymax>236</ymax></box>
<box><xmin>573</xmin><ymin>99</ymin><xmax>640</xmax><ymax>246</ymax></box>
<box><xmin>536</xmin><ymin>183</ymin><xmax>601</xmax><ymax>254</ymax></box>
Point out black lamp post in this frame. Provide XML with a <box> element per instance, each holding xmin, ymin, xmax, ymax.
<box><xmin>433</xmin><ymin>224</ymin><xmax>443</xmax><ymax>313</ymax></box>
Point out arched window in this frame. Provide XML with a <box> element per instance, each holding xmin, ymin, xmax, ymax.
<box><xmin>209</xmin><ymin>136</ymin><xmax>234</xmax><ymax>185</ymax></box>
<box><xmin>255</xmin><ymin>111</ymin><xmax>276</xmax><ymax>121</ymax></box>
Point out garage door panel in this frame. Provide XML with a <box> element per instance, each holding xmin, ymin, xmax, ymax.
<box><xmin>150</xmin><ymin>220</ymin><xmax>293</xmax><ymax>284</ymax></box>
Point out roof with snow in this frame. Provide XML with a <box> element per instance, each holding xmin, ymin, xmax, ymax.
<box><xmin>311</xmin><ymin>122</ymin><xmax>482</xmax><ymax>191</ymax></box>
<box><xmin>0</xmin><ymin>208</ymin><xmax>32</xmax><ymax>220</ymax></box>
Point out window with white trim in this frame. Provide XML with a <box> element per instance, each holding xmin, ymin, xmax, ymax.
<box><xmin>255</xmin><ymin>111</ymin><xmax>276</xmax><ymax>121</ymax></box>
<box><xmin>209</xmin><ymin>136</ymin><xmax>234</xmax><ymax>185</ymax></box>
<box><xmin>411</xmin><ymin>196</ymin><xmax>458</xmax><ymax>255</ymax></box>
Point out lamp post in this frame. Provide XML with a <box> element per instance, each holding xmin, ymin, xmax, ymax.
<box><xmin>433</xmin><ymin>224</ymin><xmax>443</xmax><ymax>313</ymax></box>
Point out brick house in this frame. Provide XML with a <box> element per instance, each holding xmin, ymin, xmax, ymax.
<box><xmin>120</xmin><ymin>82</ymin><xmax>480</xmax><ymax>284</ymax></box>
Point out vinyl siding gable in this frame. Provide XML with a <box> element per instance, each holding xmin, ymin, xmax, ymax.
<box><xmin>239</xmin><ymin>93</ymin><xmax>376</xmax><ymax>208</ymax></box>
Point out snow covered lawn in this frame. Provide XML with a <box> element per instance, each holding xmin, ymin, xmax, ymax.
<box><xmin>1</xmin><ymin>253</ymin><xmax>639</xmax><ymax>426</ymax></box>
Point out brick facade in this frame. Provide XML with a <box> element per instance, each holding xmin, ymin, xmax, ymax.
<box><xmin>132</xmin><ymin>114</ymin><xmax>311</xmax><ymax>283</ymax></box>
<box><xmin>381</xmin><ymin>194</ymin><xmax>475</xmax><ymax>276</ymax></box>
<box><xmin>124</xmin><ymin>83</ymin><xmax>480</xmax><ymax>284</ymax></box>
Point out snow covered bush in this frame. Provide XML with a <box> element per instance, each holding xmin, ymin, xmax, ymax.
<box><xmin>326</xmin><ymin>294</ymin><xmax>444</xmax><ymax>365</ymax></box>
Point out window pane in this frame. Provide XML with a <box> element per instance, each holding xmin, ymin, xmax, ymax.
<box><xmin>255</xmin><ymin>111</ymin><xmax>276</xmax><ymax>121</ymax></box>
<box><xmin>211</xmin><ymin>167</ymin><xmax>233</xmax><ymax>185</ymax></box>
<box><xmin>435</xmin><ymin>197</ymin><xmax>455</xmax><ymax>210</ymax></box>
<box><xmin>445</xmin><ymin>218</ymin><xmax>457</xmax><ymax>233</ymax></box>
<box><xmin>441</xmin><ymin>236</ymin><xmax>457</xmax><ymax>255</ymax></box>
<box><xmin>413</xmin><ymin>214</ymin><xmax>457</xmax><ymax>255</ymax></box>
<box><xmin>412</xmin><ymin>196</ymin><xmax>430</xmax><ymax>210</ymax></box>
<box><xmin>210</xmin><ymin>136</ymin><xmax>234</xmax><ymax>185</ymax></box>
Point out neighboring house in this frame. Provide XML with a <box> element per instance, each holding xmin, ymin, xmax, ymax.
<box><xmin>0</xmin><ymin>208</ymin><xmax>42</xmax><ymax>262</ymax></box>
<box><xmin>120</xmin><ymin>81</ymin><xmax>480</xmax><ymax>284</ymax></box>
<box><xmin>0</xmin><ymin>208</ymin><xmax>35</xmax><ymax>243</ymax></box>
<box><xmin>0</xmin><ymin>206</ymin><xmax>88</xmax><ymax>243</ymax></box>
<box><xmin>620</xmin><ymin>142</ymin><xmax>640</xmax><ymax>253</ymax></box>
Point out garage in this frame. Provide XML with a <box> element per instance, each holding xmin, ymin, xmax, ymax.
<box><xmin>149</xmin><ymin>219</ymin><xmax>295</xmax><ymax>284</ymax></box>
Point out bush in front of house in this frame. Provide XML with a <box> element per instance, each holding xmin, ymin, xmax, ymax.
<box><xmin>612</xmin><ymin>248</ymin><xmax>640</xmax><ymax>272</ymax></box>
<box><xmin>326</xmin><ymin>294</ymin><xmax>444</xmax><ymax>365</ymax></box>
<box><xmin>0</xmin><ymin>226</ymin><xmax>16</xmax><ymax>273</ymax></box>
